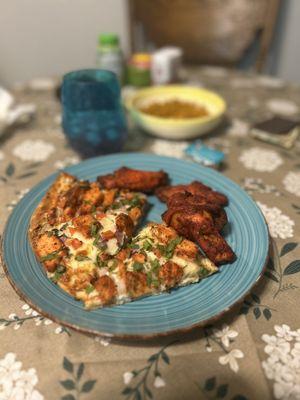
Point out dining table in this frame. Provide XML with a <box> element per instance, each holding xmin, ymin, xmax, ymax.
<box><xmin>0</xmin><ymin>66</ymin><xmax>300</xmax><ymax>400</ymax></box>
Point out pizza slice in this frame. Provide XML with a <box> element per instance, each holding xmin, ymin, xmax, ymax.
<box><xmin>29</xmin><ymin>172</ymin><xmax>147</xmax><ymax>300</ymax></box>
<box><xmin>78</xmin><ymin>223</ymin><xmax>217</xmax><ymax>309</ymax></box>
<box><xmin>155</xmin><ymin>181</ymin><xmax>228</xmax><ymax>206</ymax></box>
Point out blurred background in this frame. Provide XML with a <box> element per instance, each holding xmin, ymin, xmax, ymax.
<box><xmin>0</xmin><ymin>0</ymin><xmax>299</xmax><ymax>87</ymax></box>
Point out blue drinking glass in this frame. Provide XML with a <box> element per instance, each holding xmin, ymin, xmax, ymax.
<box><xmin>61</xmin><ymin>69</ymin><xmax>127</xmax><ymax>157</ymax></box>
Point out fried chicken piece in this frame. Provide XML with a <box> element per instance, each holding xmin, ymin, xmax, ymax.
<box><xmin>125</xmin><ymin>271</ymin><xmax>150</xmax><ymax>297</ymax></box>
<box><xmin>97</xmin><ymin>167</ymin><xmax>169</xmax><ymax>193</ymax></box>
<box><xmin>35</xmin><ymin>234</ymin><xmax>66</xmax><ymax>272</ymax></box>
<box><xmin>162</xmin><ymin>206</ymin><xmax>235</xmax><ymax>265</ymax></box>
<box><xmin>163</xmin><ymin>206</ymin><xmax>216</xmax><ymax>236</ymax></box>
<box><xmin>72</xmin><ymin>214</ymin><xmax>96</xmax><ymax>238</ymax></box>
<box><xmin>167</xmin><ymin>192</ymin><xmax>227</xmax><ymax>232</ymax></box>
<box><xmin>51</xmin><ymin>180</ymin><xmax>102</xmax><ymax>221</ymax></box>
<box><xmin>167</xmin><ymin>191</ymin><xmax>221</xmax><ymax>214</ymax></box>
<box><xmin>196</xmin><ymin>233</ymin><xmax>235</xmax><ymax>265</ymax></box>
<box><xmin>116</xmin><ymin>213</ymin><xmax>134</xmax><ymax>237</ymax></box>
<box><xmin>156</xmin><ymin>181</ymin><xmax>228</xmax><ymax>206</ymax></box>
<box><xmin>94</xmin><ymin>276</ymin><xmax>117</xmax><ymax>305</ymax></box>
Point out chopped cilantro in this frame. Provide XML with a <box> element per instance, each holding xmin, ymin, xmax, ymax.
<box><xmin>157</xmin><ymin>244</ymin><xmax>166</xmax><ymax>257</ymax></box>
<box><xmin>128</xmin><ymin>195</ymin><xmax>141</xmax><ymax>208</ymax></box>
<box><xmin>119</xmin><ymin>199</ymin><xmax>128</xmax><ymax>207</ymax></box>
<box><xmin>146</xmin><ymin>272</ymin><xmax>152</xmax><ymax>287</ymax></box>
<box><xmin>158</xmin><ymin>237</ymin><xmax>183</xmax><ymax>259</ymax></box>
<box><xmin>92</xmin><ymin>233</ymin><xmax>100</xmax><ymax>246</ymax></box>
<box><xmin>90</xmin><ymin>222</ymin><xmax>99</xmax><ymax>237</ymax></box>
<box><xmin>60</xmin><ymin>223</ymin><xmax>68</xmax><ymax>231</ymax></box>
<box><xmin>85</xmin><ymin>284</ymin><xmax>94</xmax><ymax>294</ymax></box>
<box><xmin>142</xmin><ymin>240</ymin><xmax>153</xmax><ymax>251</ymax></box>
<box><xmin>50</xmin><ymin>265</ymin><xmax>66</xmax><ymax>283</ymax></box>
<box><xmin>95</xmin><ymin>254</ymin><xmax>107</xmax><ymax>268</ymax></box>
<box><xmin>198</xmin><ymin>267</ymin><xmax>210</xmax><ymax>277</ymax></box>
<box><xmin>75</xmin><ymin>254</ymin><xmax>90</xmax><ymax>262</ymax></box>
<box><xmin>111</xmin><ymin>196</ymin><xmax>141</xmax><ymax>210</ymax></box>
<box><xmin>146</xmin><ymin>272</ymin><xmax>159</xmax><ymax>287</ymax></box>
<box><xmin>132</xmin><ymin>261</ymin><xmax>144</xmax><ymax>272</ymax></box>
<box><xmin>128</xmin><ymin>243</ymin><xmax>139</xmax><ymax>250</ymax></box>
<box><xmin>91</xmin><ymin>204</ymin><xmax>97</xmax><ymax>213</ymax></box>
<box><xmin>110</xmin><ymin>198</ymin><xmax>132</xmax><ymax>209</ymax></box>
<box><xmin>40</xmin><ymin>250</ymin><xmax>60</xmax><ymax>262</ymax></box>
<box><xmin>152</xmin><ymin>278</ymin><xmax>159</xmax><ymax>288</ymax></box>
<box><xmin>150</xmin><ymin>259</ymin><xmax>160</xmax><ymax>271</ymax></box>
<box><xmin>167</xmin><ymin>236</ymin><xmax>183</xmax><ymax>256</ymax></box>
<box><xmin>83</xmin><ymin>200</ymin><xmax>92</xmax><ymax>205</ymax></box>
<box><xmin>50</xmin><ymin>271</ymin><xmax>61</xmax><ymax>283</ymax></box>
<box><xmin>56</xmin><ymin>265</ymin><xmax>66</xmax><ymax>274</ymax></box>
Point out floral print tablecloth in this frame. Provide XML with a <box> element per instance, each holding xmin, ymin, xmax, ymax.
<box><xmin>1</xmin><ymin>67</ymin><xmax>300</xmax><ymax>400</ymax></box>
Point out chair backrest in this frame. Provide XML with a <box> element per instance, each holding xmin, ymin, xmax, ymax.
<box><xmin>128</xmin><ymin>0</ymin><xmax>280</xmax><ymax>71</ymax></box>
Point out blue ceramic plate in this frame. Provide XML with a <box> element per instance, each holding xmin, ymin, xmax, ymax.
<box><xmin>2</xmin><ymin>153</ymin><xmax>269</xmax><ymax>339</ymax></box>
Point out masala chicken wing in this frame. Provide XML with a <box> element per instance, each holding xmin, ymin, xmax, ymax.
<box><xmin>156</xmin><ymin>181</ymin><xmax>228</xmax><ymax>206</ymax></box>
<box><xmin>166</xmin><ymin>192</ymin><xmax>228</xmax><ymax>232</ymax></box>
<box><xmin>159</xmin><ymin>184</ymin><xmax>235</xmax><ymax>265</ymax></box>
<box><xmin>97</xmin><ymin>167</ymin><xmax>169</xmax><ymax>193</ymax></box>
<box><xmin>196</xmin><ymin>233</ymin><xmax>235</xmax><ymax>265</ymax></box>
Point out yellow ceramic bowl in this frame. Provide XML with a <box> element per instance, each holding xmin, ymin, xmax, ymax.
<box><xmin>124</xmin><ymin>85</ymin><xmax>226</xmax><ymax>139</ymax></box>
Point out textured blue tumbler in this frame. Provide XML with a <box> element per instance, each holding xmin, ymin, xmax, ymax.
<box><xmin>61</xmin><ymin>69</ymin><xmax>127</xmax><ymax>157</ymax></box>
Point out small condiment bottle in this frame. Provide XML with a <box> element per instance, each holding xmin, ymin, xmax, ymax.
<box><xmin>151</xmin><ymin>47</ymin><xmax>183</xmax><ymax>85</ymax></box>
<box><xmin>96</xmin><ymin>33</ymin><xmax>124</xmax><ymax>84</ymax></box>
<box><xmin>126</xmin><ymin>53</ymin><xmax>151</xmax><ymax>87</ymax></box>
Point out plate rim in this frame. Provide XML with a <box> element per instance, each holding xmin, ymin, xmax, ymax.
<box><xmin>1</xmin><ymin>153</ymin><xmax>270</xmax><ymax>340</ymax></box>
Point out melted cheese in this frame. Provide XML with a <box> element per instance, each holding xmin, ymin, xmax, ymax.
<box><xmin>106</xmin><ymin>238</ymin><xmax>119</xmax><ymax>255</ymax></box>
<box><xmin>172</xmin><ymin>255</ymin><xmax>199</xmax><ymax>282</ymax></box>
<box><xmin>100</xmin><ymin>215</ymin><xmax>117</xmax><ymax>233</ymax></box>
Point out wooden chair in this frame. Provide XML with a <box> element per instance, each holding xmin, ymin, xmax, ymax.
<box><xmin>127</xmin><ymin>0</ymin><xmax>280</xmax><ymax>72</ymax></box>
